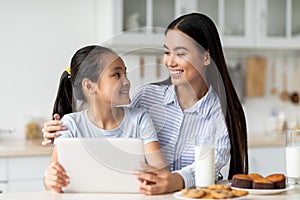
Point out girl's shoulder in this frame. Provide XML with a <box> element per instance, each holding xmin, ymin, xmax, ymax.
<box><xmin>122</xmin><ymin>106</ymin><xmax>153</xmax><ymax>127</ymax></box>
<box><xmin>61</xmin><ymin>110</ymin><xmax>86</xmax><ymax>123</ymax></box>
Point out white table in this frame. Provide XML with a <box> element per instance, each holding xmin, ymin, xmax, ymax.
<box><xmin>0</xmin><ymin>185</ymin><xmax>299</xmax><ymax>200</ymax></box>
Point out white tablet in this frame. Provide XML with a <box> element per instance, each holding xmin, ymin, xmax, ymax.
<box><xmin>56</xmin><ymin>138</ymin><xmax>145</xmax><ymax>193</ymax></box>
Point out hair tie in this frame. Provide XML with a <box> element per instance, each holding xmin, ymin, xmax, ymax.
<box><xmin>65</xmin><ymin>66</ymin><xmax>71</xmax><ymax>78</ymax></box>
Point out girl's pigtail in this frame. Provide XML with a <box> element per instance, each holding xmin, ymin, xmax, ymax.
<box><xmin>52</xmin><ymin>70</ymin><xmax>73</xmax><ymax>119</ymax></box>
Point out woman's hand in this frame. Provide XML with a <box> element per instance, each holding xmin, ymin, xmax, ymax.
<box><xmin>42</xmin><ymin>114</ymin><xmax>67</xmax><ymax>145</ymax></box>
<box><xmin>44</xmin><ymin>161</ymin><xmax>70</xmax><ymax>193</ymax></box>
<box><xmin>135</xmin><ymin>164</ymin><xmax>184</xmax><ymax>195</ymax></box>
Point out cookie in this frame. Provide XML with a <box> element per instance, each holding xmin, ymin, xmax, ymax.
<box><xmin>180</xmin><ymin>184</ymin><xmax>248</xmax><ymax>199</ymax></box>
<box><xmin>201</xmin><ymin>189</ymin><xmax>214</xmax><ymax>199</ymax></box>
<box><xmin>210</xmin><ymin>189</ymin><xmax>234</xmax><ymax>199</ymax></box>
<box><xmin>208</xmin><ymin>184</ymin><xmax>232</xmax><ymax>191</ymax></box>
<box><xmin>232</xmin><ymin>189</ymin><xmax>249</xmax><ymax>197</ymax></box>
<box><xmin>180</xmin><ymin>188</ymin><xmax>205</xmax><ymax>198</ymax></box>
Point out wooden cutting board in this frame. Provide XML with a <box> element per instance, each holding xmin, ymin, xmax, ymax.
<box><xmin>245</xmin><ymin>57</ymin><xmax>267</xmax><ymax>97</ymax></box>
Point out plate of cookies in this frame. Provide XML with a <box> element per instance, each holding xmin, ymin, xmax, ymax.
<box><xmin>173</xmin><ymin>184</ymin><xmax>249</xmax><ymax>199</ymax></box>
<box><xmin>230</xmin><ymin>173</ymin><xmax>294</xmax><ymax>195</ymax></box>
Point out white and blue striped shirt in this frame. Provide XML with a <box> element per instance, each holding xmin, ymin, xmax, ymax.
<box><xmin>130</xmin><ymin>84</ymin><xmax>231</xmax><ymax>188</ymax></box>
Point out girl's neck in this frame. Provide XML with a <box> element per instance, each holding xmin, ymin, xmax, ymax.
<box><xmin>87</xmin><ymin>103</ymin><xmax>124</xmax><ymax>130</ymax></box>
<box><xmin>175</xmin><ymin>81</ymin><xmax>208</xmax><ymax>110</ymax></box>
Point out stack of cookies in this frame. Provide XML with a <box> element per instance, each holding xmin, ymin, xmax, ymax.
<box><xmin>180</xmin><ymin>184</ymin><xmax>248</xmax><ymax>199</ymax></box>
<box><xmin>231</xmin><ymin>173</ymin><xmax>286</xmax><ymax>189</ymax></box>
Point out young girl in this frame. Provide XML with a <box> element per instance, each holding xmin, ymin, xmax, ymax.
<box><xmin>43</xmin><ymin>45</ymin><xmax>167</xmax><ymax>193</ymax></box>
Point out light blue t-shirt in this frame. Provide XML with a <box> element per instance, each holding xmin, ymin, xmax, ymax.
<box><xmin>55</xmin><ymin>107</ymin><xmax>158</xmax><ymax>145</ymax></box>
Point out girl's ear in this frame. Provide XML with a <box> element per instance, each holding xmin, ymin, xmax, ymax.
<box><xmin>204</xmin><ymin>50</ymin><xmax>211</xmax><ymax>66</ymax></box>
<box><xmin>82</xmin><ymin>78</ymin><xmax>96</xmax><ymax>93</ymax></box>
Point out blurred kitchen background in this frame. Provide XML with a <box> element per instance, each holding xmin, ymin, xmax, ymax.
<box><xmin>0</xmin><ymin>0</ymin><xmax>300</xmax><ymax>192</ymax></box>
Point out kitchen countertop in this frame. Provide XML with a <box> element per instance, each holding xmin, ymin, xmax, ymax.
<box><xmin>247</xmin><ymin>134</ymin><xmax>285</xmax><ymax>148</ymax></box>
<box><xmin>0</xmin><ymin>133</ymin><xmax>285</xmax><ymax>158</ymax></box>
<box><xmin>0</xmin><ymin>185</ymin><xmax>299</xmax><ymax>200</ymax></box>
<box><xmin>0</xmin><ymin>139</ymin><xmax>53</xmax><ymax>157</ymax></box>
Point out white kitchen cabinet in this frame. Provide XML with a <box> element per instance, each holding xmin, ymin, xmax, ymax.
<box><xmin>0</xmin><ymin>159</ymin><xmax>7</xmax><ymax>193</ymax></box>
<box><xmin>98</xmin><ymin>0</ymin><xmax>257</xmax><ymax>49</ymax></box>
<box><xmin>0</xmin><ymin>159</ymin><xmax>7</xmax><ymax>181</ymax></box>
<box><xmin>256</xmin><ymin>0</ymin><xmax>300</xmax><ymax>49</ymax></box>
<box><xmin>98</xmin><ymin>0</ymin><xmax>300</xmax><ymax>50</ymax></box>
<box><xmin>248</xmin><ymin>146</ymin><xmax>286</xmax><ymax>176</ymax></box>
<box><xmin>98</xmin><ymin>0</ymin><xmax>174</xmax><ymax>50</ymax></box>
<box><xmin>0</xmin><ymin>156</ymin><xmax>50</xmax><ymax>193</ymax></box>
<box><xmin>99</xmin><ymin>0</ymin><xmax>255</xmax><ymax>49</ymax></box>
<box><xmin>180</xmin><ymin>0</ymin><xmax>255</xmax><ymax>48</ymax></box>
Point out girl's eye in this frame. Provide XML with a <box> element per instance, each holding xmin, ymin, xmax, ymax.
<box><xmin>113</xmin><ymin>73</ymin><xmax>121</xmax><ymax>78</ymax></box>
<box><xmin>163</xmin><ymin>51</ymin><xmax>170</xmax><ymax>55</ymax></box>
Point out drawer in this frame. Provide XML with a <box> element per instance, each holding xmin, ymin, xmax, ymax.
<box><xmin>0</xmin><ymin>158</ymin><xmax>7</xmax><ymax>181</ymax></box>
<box><xmin>0</xmin><ymin>182</ymin><xmax>8</xmax><ymax>193</ymax></box>
<box><xmin>7</xmin><ymin>156</ymin><xmax>50</xmax><ymax>180</ymax></box>
<box><xmin>7</xmin><ymin>179</ymin><xmax>44</xmax><ymax>192</ymax></box>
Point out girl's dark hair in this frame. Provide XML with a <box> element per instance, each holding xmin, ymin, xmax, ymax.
<box><xmin>52</xmin><ymin>45</ymin><xmax>116</xmax><ymax>118</ymax></box>
<box><xmin>163</xmin><ymin>13</ymin><xmax>248</xmax><ymax>179</ymax></box>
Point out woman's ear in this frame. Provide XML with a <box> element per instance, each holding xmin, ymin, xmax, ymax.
<box><xmin>82</xmin><ymin>78</ymin><xmax>96</xmax><ymax>93</ymax></box>
<box><xmin>204</xmin><ymin>50</ymin><xmax>211</xmax><ymax>66</ymax></box>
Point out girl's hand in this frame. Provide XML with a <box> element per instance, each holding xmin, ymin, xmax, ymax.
<box><xmin>44</xmin><ymin>161</ymin><xmax>70</xmax><ymax>193</ymax></box>
<box><xmin>42</xmin><ymin>114</ymin><xmax>66</xmax><ymax>145</ymax></box>
<box><xmin>135</xmin><ymin>164</ymin><xmax>184</xmax><ymax>195</ymax></box>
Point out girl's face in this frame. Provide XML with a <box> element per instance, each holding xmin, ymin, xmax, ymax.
<box><xmin>95</xmin><ymin>53</ymin><xmax>131</xmax><ymax>107</ymax></box>
<box><xmin>163</xmin><ymin>30</ymin><xmax>210</xmax><ymax>86</ymax></box>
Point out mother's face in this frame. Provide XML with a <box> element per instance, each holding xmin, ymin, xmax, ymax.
<box><xmin>163</xmin><ymin>30</ymin><xmax>210</xmax><ymax>86</ymax></box>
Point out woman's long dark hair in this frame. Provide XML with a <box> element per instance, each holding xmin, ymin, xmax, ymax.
<box><xmin>52</xmin><ymin>45</ymin><xmax>116</xmax><ymax>119</ymax></box>
<box><xmin>163</xmin><ymin>13</ymin><xmax>248</xmax><ymax>179</ymax></box>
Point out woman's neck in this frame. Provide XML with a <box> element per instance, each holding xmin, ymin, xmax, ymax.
<box><xmin>175</xmin><ymin>81</ymin><xmax>208</xmax><ymax>110</ymax></box>
<box><xmin>87</xmin><ymin>103</ymin><xmax>124</xmax><ymax>130</ymax></box>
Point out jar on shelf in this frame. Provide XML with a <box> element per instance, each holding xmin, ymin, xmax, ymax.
<box><xmin>24</xmin><ymin>114</ymin><xmax>41</xmax><ymax>140</ymax></box>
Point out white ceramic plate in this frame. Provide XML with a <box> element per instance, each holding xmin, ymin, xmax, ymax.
<box><xmin>173</xmin><ymin>192</ymin><xmax>248</xmax><ymax>200</ymax></box>
<box><xmin>230</xmin><ymin>184</ymin><xmax>294</xmax><ymax>195</ymax></box>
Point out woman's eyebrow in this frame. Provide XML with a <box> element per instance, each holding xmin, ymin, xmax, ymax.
<box><xmin>163</xmin><ymin>45</ymin><xmax>188</xmax><ymax>51</ymax></box>
<box><xmin>174</xmin><ymin>46</ymin><xmax>188</xmax><ymax>51</ymax></box>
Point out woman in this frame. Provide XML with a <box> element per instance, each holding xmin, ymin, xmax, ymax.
<box><xmin>42</xmin><ymin>13</ymin><xmax>248</xmax><ymax>194</ymax></box>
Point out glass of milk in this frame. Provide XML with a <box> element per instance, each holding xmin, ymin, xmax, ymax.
<box><xmin>286</xmin><ymin>129</ymin><xmax>300</xmax><ymax>184</ymax></box>
<box><xmin>195</xmin><ymin>134</ymin><xmax>215</xmax><ymax>188</ymax></box>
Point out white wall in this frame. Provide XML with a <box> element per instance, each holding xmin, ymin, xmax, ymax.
<box><xmin>0</xmin><ymin>0</ymin><xmax>98</xmax><ymax>139</ymax></box>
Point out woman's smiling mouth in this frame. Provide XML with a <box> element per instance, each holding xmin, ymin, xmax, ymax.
<box><xmin>170</xmin><ymin>70</ymin><xmax>183</xmax><ymax>78</ymax></box>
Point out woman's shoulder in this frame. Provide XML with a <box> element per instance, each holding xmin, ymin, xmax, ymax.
<box><xmin>135</xmin><ymin>83</ymin><xmax>170</xmax><ymax>96</ymax></box>
<box><xmin>123</xmin><ymin>106</ymin><xmax>148</xmax><ymax>116</ymax></box>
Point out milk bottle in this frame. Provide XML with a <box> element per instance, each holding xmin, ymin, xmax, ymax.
<box><xmin>195</xmin><ymin>135</ymin><xmax>215</xmax><ymax>188</ymax></box>
<box><xmin>286</xmin><ymin>129</ymin><xmax>300</xmax><ymax>184</ymax></box>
